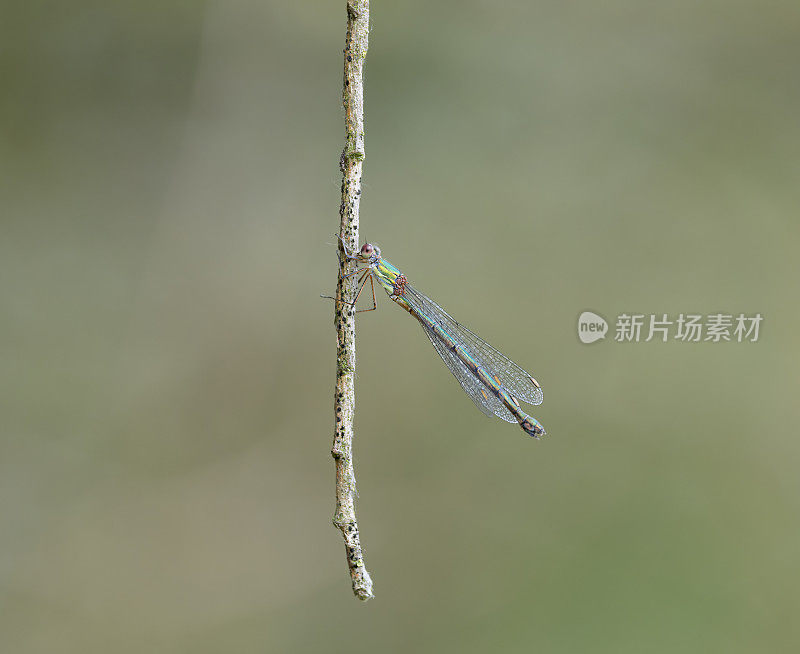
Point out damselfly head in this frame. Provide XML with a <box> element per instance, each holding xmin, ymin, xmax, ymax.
<box><xmin>359</xmin><ymin>242</ymin><xmax>381</xmax><ymax>262</ymax></box>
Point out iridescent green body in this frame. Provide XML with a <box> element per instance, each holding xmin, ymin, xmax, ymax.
<box><xmin>353</xmin><ymin>243</ymin><xmax>546</xmax><ymax>439</ymax></box>
<box><xmin>372</xmin><ymin>257</ymin><xmax>404</xmax><ymax>295</ymax></box>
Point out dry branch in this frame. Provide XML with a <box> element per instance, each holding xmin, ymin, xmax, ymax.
<box><xmin>331</xmin><ymin>0</ymin><xmax>373</xmax><ymax>601</ymax></box>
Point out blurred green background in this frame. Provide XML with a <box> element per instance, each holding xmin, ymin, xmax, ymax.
<box><xmin>3</xmin><ymin>1</ymin><xmax>800</xmax><ymax>652</ymax></box>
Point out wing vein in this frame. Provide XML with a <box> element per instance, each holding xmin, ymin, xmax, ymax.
<box><xmin>404</xmin><ymin>284</ymin><xmax>543</xmax><ymax>406</ymax></box>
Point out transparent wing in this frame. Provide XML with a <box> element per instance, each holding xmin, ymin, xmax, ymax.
<box><xmin>404</xmin><ymin>284</ymin><xmax>543</xmax><ymax>406</ymax></box>
<box><xmin>420</xmin><ymin>324</ymin><xmax>518</xmax><ymax>423</ymax></box>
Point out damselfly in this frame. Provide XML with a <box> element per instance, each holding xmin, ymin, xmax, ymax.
<box><xmin>340</xmin><ymin>241</ymin><xmax>546</xmax><ymax>438</ymax></box>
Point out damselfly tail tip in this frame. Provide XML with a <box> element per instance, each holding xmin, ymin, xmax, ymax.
<box><xmin>520</xmin><ymin>417</ymin><xmax>546</xmax><ymax>439</ymax></box>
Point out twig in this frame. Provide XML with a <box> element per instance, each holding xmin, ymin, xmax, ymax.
<box><xmin>332</xmin><ymin>0</ymin><xmax>373</xmax><ymax>601</ymax></box>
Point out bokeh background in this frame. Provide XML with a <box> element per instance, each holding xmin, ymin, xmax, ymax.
<box><xmin>3</xmin><ymin>1</ymin><xmax>800</xmax><ymax>652</ymax></box>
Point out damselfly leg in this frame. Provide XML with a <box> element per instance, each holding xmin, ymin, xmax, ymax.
<box><xmin>350</xmin><ymin>271</ymin><xmax>377</xmax><ymax>313</ymax></box>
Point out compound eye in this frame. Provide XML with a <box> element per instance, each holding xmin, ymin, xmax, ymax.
<box><xmin>361</xmin><ymin>244</ymin><xmax>373</xmax><ymax>255</ymax></box>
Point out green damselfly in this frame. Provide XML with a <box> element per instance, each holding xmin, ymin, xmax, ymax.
<box><xmin>340</xmin><ymin>241</ymin><xmax>546</xmax><ymax>438</ymax></box>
